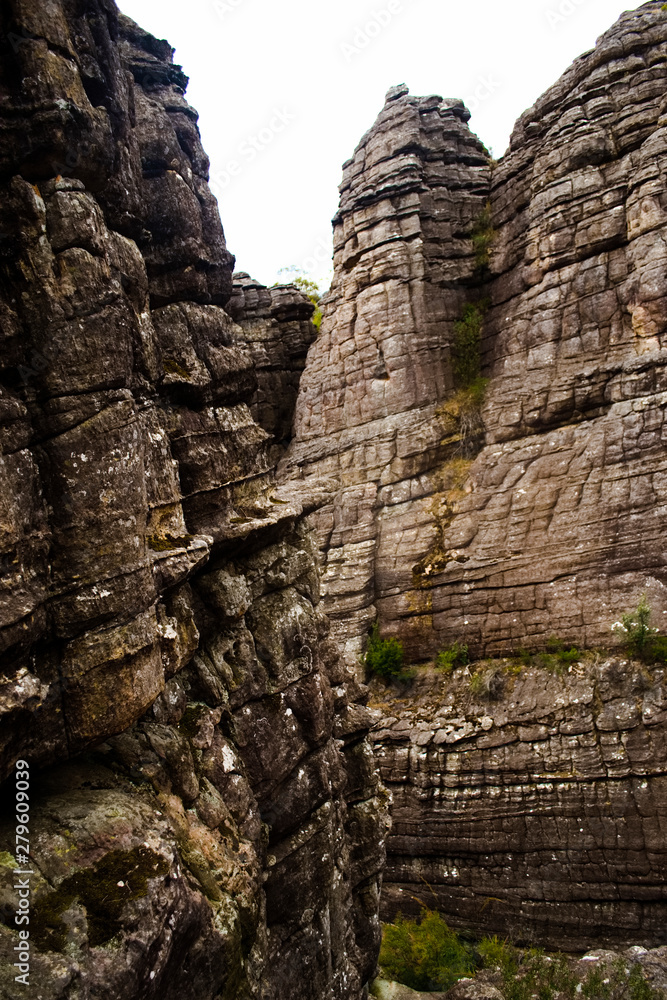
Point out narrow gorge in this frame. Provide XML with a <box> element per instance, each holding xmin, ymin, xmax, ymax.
<box><xmin>0</xmin><ymin>0</ymin><xmax>666</xmax><ymax>998</ymax></box>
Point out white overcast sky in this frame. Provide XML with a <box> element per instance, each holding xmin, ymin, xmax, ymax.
<box><xmin>118</xmin><ymin>0</ymin><xmax>646</xmax><ymax>291</ymax></box>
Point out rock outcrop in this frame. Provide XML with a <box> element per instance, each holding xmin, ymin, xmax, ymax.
<box><xmin>284</xmin><ymin>1</ymin><xmax>667</xmax><ymax>666</ymax></box>
<box><xmin>228</xmin><ymin>273</ymin><xmax>318</xmax><ymax>458</ymax></box>
<box><xmin>0</xmin><ymin>3</ymin><xmax>386</xmax><ymax>997</ymax></box>
<box><xmin>371</xmin><ymin>656</ymin><xmax>667</xmax><ymax>950</ymax></box>
<box><xmin>281</xmin><ymin>0</ymin><xmax>667</xmax><ymax>955</ymax></box>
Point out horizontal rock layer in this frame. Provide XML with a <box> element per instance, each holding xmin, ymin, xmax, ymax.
<box><xmin>228</xmin><ymin>272</ymin><xmax>318</xmax><ymax>458</ymax></box>
<box><xmin>0</xmin><ymin>3</ymin><xmax>386</xmax><ymax>997</ymax></box>
<box><xmin>372</xmin><ymin>658</ymin><xmax>667</xmax><ymax>950</ymax></box>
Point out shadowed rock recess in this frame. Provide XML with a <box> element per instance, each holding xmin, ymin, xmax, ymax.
<box><xmin>282</xmin><ymin>0</ymin><xmax>667</xmax><ymax>956</ymax></box>
<box><xmin>0</xmin><ymin>2</ymin><xmax>386</xmax><ymax>998</ymax></box>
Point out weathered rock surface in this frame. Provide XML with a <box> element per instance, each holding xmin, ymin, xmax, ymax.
<box><xmin>372</xmin><ymin>657</ymin><xmax>667</xmax><ymax>950</ymax></box>
<box><xmin>228</xmin><ymin>273</ymin><xmax>318</xmax><ymax>457</ymax></box>
<box><xmin>0</xmin><ymin>2</ymin><xmax>386</xmax><ymax>997</ymax></box>
<box><xmin>284</xmin><ymin>1</ymin><xmax>667</xmax><ymax>667</ymax></box>
<box><xmin>371</xmin><ymin>978</ymin><xmax>448</xmax><ymax>1000</ymax></box>
<box><xmin>282</xmin><ymin>85</ymin><xmax>491</xmax><ymax>667</ymax></box>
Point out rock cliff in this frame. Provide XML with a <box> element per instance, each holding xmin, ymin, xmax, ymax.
<box><xmin>371</xmin><ymin>656</ymin><xmax>667</xmax><ymax>950</ymax></box>
<box><xmin>282</xmin><ymin>0</ymin><xmax>667</xmax><ymax>954</ymax></box>
<box><xmin>227</xmin><ymin>273</ymin><xmax>318</xmax><ymax>459</ymax></box>
<box><xmin>284</xmin><ymin>1</ymin><xmax>667</xmax><ymax>665</ymax></box>
<box><xmin>0</xmin><ymin>3</ymin><xmax>386</xmax><ymax>997</ymax></box>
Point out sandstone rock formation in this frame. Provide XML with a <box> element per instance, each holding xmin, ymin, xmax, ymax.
<box><xmin>284</xmin><ymin>1</ymin><xmax>667</xmax><ymax>667</ymax></box>
<box><xmin>228</xmin><ymin>273</ymin><xmax>318</xmax><ymax>458</ymax></box>
<box><xmin>282</xmin><ymin>84</ymin><xmax>492</xmax><ymax>667</ymax></box>
<box><xmin>371</xmin><ymin>656</ymin><xmax>667</xmax><ymax>950</ymax></box>
<box><xmin>0</xmin><ymin>3</ymin><xmax>386</xmax><ymax>997</ymax></box>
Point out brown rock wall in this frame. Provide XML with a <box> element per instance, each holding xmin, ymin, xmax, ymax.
<box><xmin>283</xmin><ymin>87</ymin><xmax>492</xmax><ymax>666</ymax></box>
<box><xmin>0</xmin><ymin>3</ymin><xmax>386</xmax><ymax>997</ymax></box>
<box><xmin>227</xmin><ymin>273</ymin><xmax>318</xmax><ymax>453</ymax></box>
<box><xmin>371</xmin><ymin>658</ymin><xmax>667</xmax><ymax>950</ymax></box>
<box><xmin>285</xmin><ymin>1</ymin><xmax>667</xmax><ymax>666</ymax></box>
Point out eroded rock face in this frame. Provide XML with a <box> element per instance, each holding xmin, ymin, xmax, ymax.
<box><xmin>0</xmin><ymin>3</ymin><xmax>386</xmax><ymax>997</ymax></box>
<box><xmin>1</xmin><ymin>526</ymin><xmax>387</xmax><ymax>999</ymax></box>
<box><xmin>228</xmin><ymin>273</ymin><xmax>318</xmax><ymax>457</ymax></box>
<box><xmin>285</xmin><ymin>1</ymin><xmax>667</xmax><ymax>667</ymax></box>
<box><xmin>372</xmin><ymin>657</ymin><xmax>667</xmax><ymax>950</ymax></box>
<box><xmin>282</xmin><ymin>88</ymin><xmax>492</xmax><ymax>667</ymax></box>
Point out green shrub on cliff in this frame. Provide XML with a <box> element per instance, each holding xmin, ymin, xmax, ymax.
<box><xmin>452</xmin><ymin>302</ymin><xmax>488</xmax><ymax>389</ymax></box>
<box><xmin>276</xmin><ymin>266</ymin><xmax>323</xmax><ymax>329</ymax></box>
<box><xmin>380</xmin><ymin>913</ymin><xmax>666</xmax><ymax>1000</ymax></box>
<box><xmin>364</xmin><ymin>622</ymin><xmax>408</xmax><ymax>681</ymax></box>
<box><xmin>611</xmin><ymin>594</ymin><xmax>667</xmax><ymax>663</ymax></box>
<box><xmin>613</xmin><ymin>594</ymin><xmax>657</xmax><ymax>658</ymax></box>
<box><xmin>380</xmin><ymin>909</ymin><xmax>476</xmax><ymax>991</ymax></box>
<box><xmin>471</xmin><ymin>200</ymin><xmax>494</xmax><ymax>272</ymax></box>
<box><xmin>436</xmin><ymin>641</ymin><xmax>469</xmax><ymax>674</ymax></box>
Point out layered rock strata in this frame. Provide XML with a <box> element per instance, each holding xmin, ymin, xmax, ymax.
<box><xmin>282</xmin><ymin>84</ymin><xmax>492</xmax><ymax>666</ymax></box>
<box><xmin>284</xmin><ymin>2</ymin><xmax>667</xmax><ymax>666</ymax></box>
<box><xmin>0</xmin><ymin>3</ymin><xmax>385</xmax><ymax>997</ymax></box>
<box><xmin>228</xmin><ymin>273</ymin><xmax>318</xmax><ymax>456</ymax></box>
<box><xmin>371</xmin><ymin>657</ymin><xmax>667</xmax><ymax>951</ymax></box>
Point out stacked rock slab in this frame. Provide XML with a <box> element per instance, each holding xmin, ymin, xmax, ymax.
<box><xmin>0</xmin><ymin>3</ymin><xmax>386</xmax><ymax>998</ymax></box>
<box><xmin>371</xmin><ymin>657</ymin><xmax>667</xmax><ymax>950</ymax></box>
<box><xmin>285</xmin><ymin>1</ymin><xmax>667</xmax><ymax>667</ymax></box>
<box><xmin>227</xmin><ymin>273</ymin><xmax>318</xmax><ymax>457</ymax></box>
<box><xmin>282</xmin><ymin>85</ymin><xmax>493</xmax><ymax>667</ymax></box>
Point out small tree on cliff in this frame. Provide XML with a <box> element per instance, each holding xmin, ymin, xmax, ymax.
<box><xmin>276</xmin><ymin>266</ymin><xmax>323</xmax><ymax>329</ymax></box>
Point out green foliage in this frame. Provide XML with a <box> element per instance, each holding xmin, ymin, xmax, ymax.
<box><xmin>500</xmin><ymin>950</ymin><xmax>578</xmax><ymax>1000</ymax></box>
<box><xmin>613</xmin><ymin>595</ymin><xmax>658</xmax><ymax>658</ymax></box>
<box><xmin>381</xmin><ymin>915</ymin><xmax>665</xmax><ymax>1000</ymax></box>
<box><xmin>452</xmin><ymin>301</ymin><xmax>488</xmax><ymax>389</ymax></box>
<box><xmin>487</xmin><ymin>946</ymin><xmax>661</xmax><ymax>1000</ymax></box>
<box><xmin>471</xmin><ymin>201</ymin><xmax>495</xmax><ymax>272</ymax></box>
<box><xmin>364</xmin><ymin>622</ymin><xmax>409</xmax><ymax>681</ymax></box>
<box><xmin>477</xmin><ymin>935</ymin><xmax>515</xmax><ymax>972</ymax></box>
<box><xmin>276</xmin><ymin>267</ymin><xmax>323</xmax><ymax>329</ymax></box>
<box><xmin>380</xmin><ymin>910</ymin><xmax>476</xmax><ymax>991</ymax></box>
<box><xmin>647</xmin><ymin>634</ymin><xmax>667</xmax><ymax>664</ymax></box>
<box><xmin>629</xmin><ymin>963</ymin><xmax>661</xmax><ymax>1000</ymax></box>
<box><xmin>436</xmin><ymin>641</ymin><xmax>469</xmax><ymax>674</ymax></box>
<box><xmin>514</xmin><ymin>637</ymin><xmax>581</xmax><ymax>674</ymax></box>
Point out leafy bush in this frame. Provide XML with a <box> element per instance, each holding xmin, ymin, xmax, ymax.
<box><xmin>381</xmin><ymin>915</ymin><xmax>666</xmax><ymax>1000</ymax></box>
<box><xmin>452</xmin><ymin>301</ymin><xmax>488</xmax><ymax>389</ymax></box>
<box><xmin>477</xmin><ymin>935</ymin><xmax>514</xmax><ymax>971</ymax></box>
<box><xmin>515</xmin><ymin>637</ymin><xmax>581</xmax><ymax>674</ymax></box>
<box><xmin>380</xmin><ymin>910</ymin><xmax>476</xmax><ymax>991</ymax></box>
<box><xmin>276</xmin><ymin>267</ymin><xmax>323</xmax><ymax>329</ymax></box>
<box><xmin>364</xmin><ymin>622</ymin><xmax>408</xmax><ymax>681</ymax></box>
<box><xmin>471</xmin><ymin>201</ymin><xmax>494</xmax><ymax>272</ymax></box>
<box><xmin>647</xmin><ymin>635</ymin><xmax>667</xmax><ymax>664</ymax></box>
<box><xmin>613</xmin><ymin>595</ymin><xmax>658</xmax><ymax>658</ymax></box>
<box><xmin>436</xmin><ymin>641</ymin><xmax>469</xmax><ymax>674</ymax></box>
